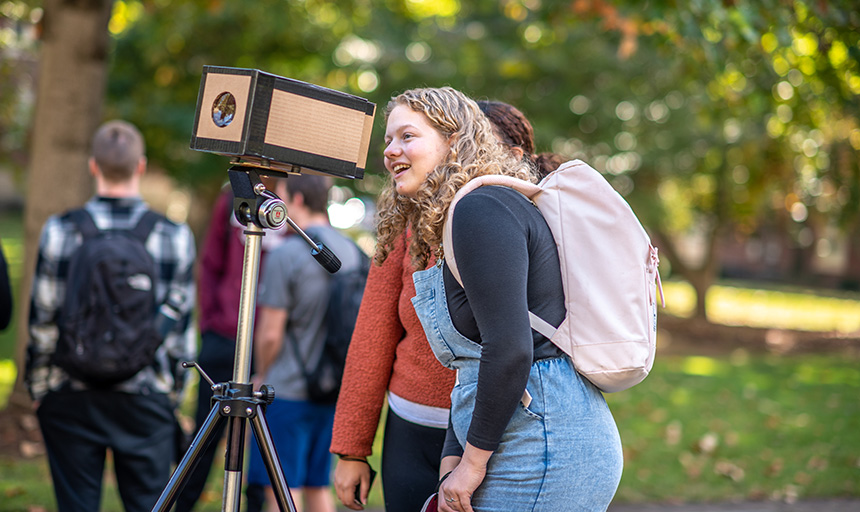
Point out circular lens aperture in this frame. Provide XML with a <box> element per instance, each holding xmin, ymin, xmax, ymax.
<box><xmin>212</xmin><ymin>92</ymin><xmax>236</xmax><ymax>127</ymax></box>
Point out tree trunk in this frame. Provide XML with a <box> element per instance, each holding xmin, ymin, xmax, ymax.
<box><xmin>653</xmin><ymin>161</ymin><xmax>731</xmax><ymax>323</ymax></box>
<box><xmin>2</xmin><ymin>0</ymin><xmax>114</xmax><ymax>455</ymax></box>
<box><xmin>654</xmin><ymin>222</ymin><xmax>724</xmax><ymax>321</ymax></box>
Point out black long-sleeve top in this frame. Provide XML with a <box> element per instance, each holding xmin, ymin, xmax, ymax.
<box><xmin>441</xmin><ymin>185</ymin><xmax>565</xmax><ymax>456</ymax></box>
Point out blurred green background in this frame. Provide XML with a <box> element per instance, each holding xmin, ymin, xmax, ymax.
<box><xmin>1</xmin><ymin>0</ymin><xmax>859</xmax><ymax>510</ymax></box>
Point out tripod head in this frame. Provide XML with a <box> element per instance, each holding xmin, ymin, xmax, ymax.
<box><xmin>228</xmin><ymin>166</ymin><xmax>288</xmax><ymax>230</ymax></box>
<box><xmin>227</xmin><ymin>165</ymin><xmax>341</xmax><ymax>273</ymax></box>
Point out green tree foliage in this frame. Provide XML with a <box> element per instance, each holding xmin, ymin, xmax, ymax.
<box><xmin>6</xmin><ymin>0</ymin><xmax>858</xmax><ymax>313</ymax></box>
<box><xmin>105</xmin><ymin>0</ymin><xmax>376</xmax><ymax>198</ymax></box>
<box><xmin>0</xmin><ymin>1</ymin><xmax>39</xmax><ymax>175</ymax></box>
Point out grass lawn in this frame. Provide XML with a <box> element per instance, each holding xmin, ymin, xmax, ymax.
<box><xmin>2</xmin><ymin>212</ymin><xmax>859</xmax><ymax>509</ymax></box>
<box><xmin>1</xmin><ymin>351</ymin><xmax>858</xmax><ymax>511</ymax></box>
<box><xmin>607</xmin><ymin>351</ymin><xmax>860</xmax><ymax>504</ymax></box>
<box><xmin>661</xmin><ymin>280</ymin><xmax>860</xmax><ymax>333</ymax></box>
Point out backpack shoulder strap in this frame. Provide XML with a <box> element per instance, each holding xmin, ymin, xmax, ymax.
<box><xmin>442</xmin><ymin>175</ymin><xmax>559</xmax><ymax>340</ymax></box>
<box><xmin>442</xmin><ymin>175</ymin><xmax>541</xmax><ymax>286</ymax></box>
<box><xmin>130</xmin><ymin>210</ymin><xmax>163</xmax><ymax>242</ymax></box>
<box><xmin>68</xmin><ymin>209</ymin><xmax>100</xmax><ymax>240</ymax></box>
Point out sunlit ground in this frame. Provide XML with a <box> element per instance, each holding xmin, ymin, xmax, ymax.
<box><xmin>2</xmin><ymin>279</ymin><xmax>859</xmax><ymax>508</ymax></box>
<box><xmin>661</xmin><ymin>280</ymin><xmax>860</xmax><ymax>333</ymax></box>
<box><xmin>2</xmin><ymin>280</ymin><xmax>860</xmax><ymax>409</ymax></box>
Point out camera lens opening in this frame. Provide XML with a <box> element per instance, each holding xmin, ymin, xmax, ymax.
<box><xmin>212</xmin><ymin>92</ymin><xmax>237</xmax><ymax>127</ymax></box>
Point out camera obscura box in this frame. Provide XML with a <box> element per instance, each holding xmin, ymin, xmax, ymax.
<box><xmin>191</xmin><ymin>66</ymin><xmax>376</xmax><ymax>179</ymax></box>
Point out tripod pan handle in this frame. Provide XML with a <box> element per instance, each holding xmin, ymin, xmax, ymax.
<box><xmin>312</xmin><ymin>243</ymin><xmax>341</xmax><ymax>274</ymax></box>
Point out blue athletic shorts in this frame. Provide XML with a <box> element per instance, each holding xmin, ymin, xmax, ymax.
<box><xmin>246</xmin><ymin>398</ymin><xmax>336</xmax><ymax>488</ymax></box>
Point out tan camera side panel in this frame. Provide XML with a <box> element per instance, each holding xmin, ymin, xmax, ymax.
<box><xmin>265</xmin><ymin>89</ymin><xmax>368</xmax><ymax>163</ymax></box>
<box><xmin>195</xmin><ymin>73</ymin><xmax>253</xmax><ymax>142</ymax></box>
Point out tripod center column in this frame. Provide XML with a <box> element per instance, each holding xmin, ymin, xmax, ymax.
<box><xmin>233</xmin><ymin>222</ymin><xmax>264</xmax><ymax>383</ymax></box>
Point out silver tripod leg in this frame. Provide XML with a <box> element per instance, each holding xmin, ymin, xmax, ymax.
<box><xmin>251</xmin><ymin>406</ymin><xmax>295</xmax><ymax>510</ymax></box>
<box><xmin>151</xmin><ymin>405</ymin><xmax>225</xmax><ymax>511</ymax></box>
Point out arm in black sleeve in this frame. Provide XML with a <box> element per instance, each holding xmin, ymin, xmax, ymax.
<box><xmin>0</xmin><ymin>242</ymin><xmax>12</xmax><ymax>330</ymax></box>
<box><xmin>441</xmin><ymin>415</ymin><xmax>464</xmax><ymax>459</ymax></box>
<box><xmin>450</xmin><ymin>188</ymin><xmax>534</xmax><ymax>452</ymax></box>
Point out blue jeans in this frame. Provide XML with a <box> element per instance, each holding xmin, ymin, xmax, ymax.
<box><xmin>412</xmin><ymin>263</ymin><xmax>623</xmax><ymax>511</ymax></box>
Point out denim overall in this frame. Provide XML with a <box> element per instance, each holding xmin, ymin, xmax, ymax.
<box><xmin>412</xmin><ymin>262</ymin><xmax>623</xmax><ymax>511</ymax></box>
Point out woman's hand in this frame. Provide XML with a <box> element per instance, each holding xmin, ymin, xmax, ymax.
<box><xmin>437</xmin><ymin>444</ymin><xmax>491</xmax><ymax>512</ymax></box>
<box><xmin>333</xmin><ymin>457</ymin><xmax>372</xmax><ymax>510</ymax></box>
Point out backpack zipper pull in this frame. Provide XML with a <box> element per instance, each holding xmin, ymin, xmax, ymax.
<box><xmin>649</xmin><ymin>246</ymin><xmax>665</xmax><ymax>308</ymax></box>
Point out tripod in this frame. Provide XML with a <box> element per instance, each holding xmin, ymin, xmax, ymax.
<box><xmin>151</xmin><ymin>166</ymin><xmax>342</xmax><ymax>512</ymax></box>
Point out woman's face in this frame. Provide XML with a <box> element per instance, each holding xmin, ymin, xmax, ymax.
<box><xmin>383</xmin><ymin>104</ymin><xmax>450</xmax><ymax>198</ymax></box>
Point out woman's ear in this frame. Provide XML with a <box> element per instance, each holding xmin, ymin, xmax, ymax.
<box><xmin>510</xmin><ymin>146</ymin><xmax>525</xmax><ymax>161</ymax></box>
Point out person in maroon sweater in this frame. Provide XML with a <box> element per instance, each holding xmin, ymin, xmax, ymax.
<box><xmin>331</xmin><ymin>101</ymin><xmax>558</xmax><ymax>512</ymax></box>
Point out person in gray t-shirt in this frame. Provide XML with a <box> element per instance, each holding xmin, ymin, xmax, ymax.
<box><xmin>249</xmin><ymin>174</ymin><xmax>362</xmax><ymax>512</ymax></box>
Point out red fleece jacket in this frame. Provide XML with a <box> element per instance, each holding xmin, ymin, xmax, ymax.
<box><xmin>330</xmin><ymin>233</ymin><xmax>455</xmax><ymax>457</ymax></box>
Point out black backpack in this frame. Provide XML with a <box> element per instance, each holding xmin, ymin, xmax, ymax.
<box><xmin>53</xmin><ymin>209</ymin><xmax>165</xmax><ymax>387</ymax></box>
<box><xmin>292</xmin><ymin>241</ymin><xmax>370</xmax><ymax>404</ymax></box>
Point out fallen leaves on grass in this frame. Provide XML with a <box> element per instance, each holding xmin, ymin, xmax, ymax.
<box><xmin>714</xmin><ymin>459</ymin><xmax>745</xmax><ymax>481</ymax></box>
<box><xmin>694</xmin><ymin>432</ymin><xmax>719</xmax><ymax>454</ymax></box>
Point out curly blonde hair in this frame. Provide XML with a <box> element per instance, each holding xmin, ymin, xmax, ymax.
<box><xmin>375</xmin><ymin>87</ymin><xmax>538</xmax><ymax>270</ymax></box>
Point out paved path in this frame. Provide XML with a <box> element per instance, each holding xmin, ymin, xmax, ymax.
<box><xmin>345</xmin><ymin>498</ymin><xmax>860</xmax><ymax>512</ymax></box>
<box><xmin>607</xmin><ymin>499</ymin><xmax>860</xmax><ymax>512</ymax></box>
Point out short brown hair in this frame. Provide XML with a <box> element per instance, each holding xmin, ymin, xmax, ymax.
<box><xmin>285</xmin><ymin>174</ymin><xmax>331</xmax><ymax>214</ymax></box>
<box><xmin>91</xmin><ymin>120</ymin><xmax>145</xmax><ymax>182</ymax></box>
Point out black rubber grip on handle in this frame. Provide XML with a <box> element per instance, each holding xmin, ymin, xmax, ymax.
<box><xmin>312</xmin><ymin>243</ymin><xmax>342</xmax><ymax>274</ymax></box>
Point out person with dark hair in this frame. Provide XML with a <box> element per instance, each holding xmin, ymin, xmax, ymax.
<box><xmin>330</xmin><ymin>100</ymin><xmax>553</xmax><ymax>512</ymax></box>
<box><xmin>0</xmin><ymin>240</ymin><xmax>11</xmax><ymax>331</ymax></box>
<box><xmin>25</xmin><ymin>120</ymin><xmax>196</xmax><ymax>512</ymax></box>
<box><xmin>477</xmin><ymin>100</ymin><xmax>562</xmax><ymax>180</ymax></box>
<box><xmin>248</xmin><ymin>174</ymin><xmax>363</xmax><ymax>512</ymax></box>
<box><xmin>382</xmin><ymin>87</ymin><xmax>622</xmax><ymax>511</ymax></box>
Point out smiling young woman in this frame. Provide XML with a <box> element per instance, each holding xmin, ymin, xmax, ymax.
<box><xmin>371</xmin><ymin>87</ymin><xmax>621</xmax><ymax>512</ymax></box>
<box><xmin>329</xmin><ymin>89</ymin><xmax>579</xmax><ymax>512</ymax></box>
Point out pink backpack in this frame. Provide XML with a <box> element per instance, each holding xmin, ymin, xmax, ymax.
<box><xmin>443</xmin><ymin>159</ymin><xmax>664</xmax><ymax>393</ymax></box>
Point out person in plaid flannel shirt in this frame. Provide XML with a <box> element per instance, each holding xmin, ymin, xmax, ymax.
<box><xmin>25</xmin><ymin>120</ymin><xmax>196</xmax><ymax>512</ymax></box>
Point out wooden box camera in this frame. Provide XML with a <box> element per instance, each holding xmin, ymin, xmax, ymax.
<box><xmin>190</xmin><ymin>66</ymin><xmax>376</xmax><ymax>179</ymax></box>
